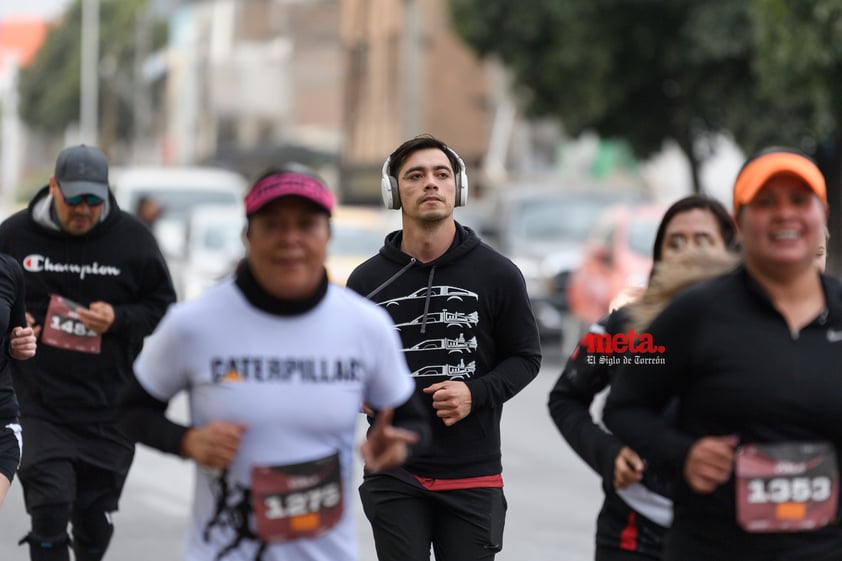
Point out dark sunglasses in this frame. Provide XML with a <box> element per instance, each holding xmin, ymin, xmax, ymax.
<box><xmin>63</xmin><ymin>194</ymin><xmax>105</xmax><ymax>207</ymax></box>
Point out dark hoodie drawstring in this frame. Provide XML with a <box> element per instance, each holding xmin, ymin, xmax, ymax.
<box><xmin>366</xmin><ymin>258</ymin><xmax>417</xmax><ymax>300</ymax></box>
<box><xmin>419</xmin><ymin>266</ymin><xmax>436</xmax><ymax>334</ymax></box>
<box><xmin>365</xmin><ymin>224</ymin><xmax>480</xmax><ymax>335</ymax></box>
<box><xmin>364</xmin><ymin>258</ymin><xmax>436</xmax><ymax>333</ymax></box>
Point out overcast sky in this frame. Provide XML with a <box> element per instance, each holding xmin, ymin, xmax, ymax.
<box><xmin>0</xmin><ymin>0</ymin><xmax>70</xmax><ymax>21</ymax></box>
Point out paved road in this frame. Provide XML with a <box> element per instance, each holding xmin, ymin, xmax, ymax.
<box><xmin>0</xmin><ymin>346</ymin><xmax>603</xmax><ymax>561</ymax></box>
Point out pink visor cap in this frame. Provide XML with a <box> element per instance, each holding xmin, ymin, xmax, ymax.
<box><xmin>244</xmin><ymin>172</ymin><xmax>335</xmax><ymax>217</ymax></box>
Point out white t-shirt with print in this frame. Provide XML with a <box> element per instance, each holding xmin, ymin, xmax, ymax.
<box><xmin>134</xmin><ymin>279</ymin><xmax>414</xmax><ymax>561</ymax></box>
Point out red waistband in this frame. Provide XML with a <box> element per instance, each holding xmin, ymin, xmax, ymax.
<box><xmin>414</xmin><ymin>473</ymin><xmax>504</xmax><ymax>491</ymax></box>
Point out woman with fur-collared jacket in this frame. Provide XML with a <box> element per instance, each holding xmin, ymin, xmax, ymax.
<box><xmin>549</xmin><ymin>195</ymin><xmax>738</xmax><ymax>561</ymax></box>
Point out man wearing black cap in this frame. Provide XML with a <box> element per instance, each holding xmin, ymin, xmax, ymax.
<box><xmin>0</xmin><ymin>145</ymin><xmax>176</xmax><ymax>561</ymax></box>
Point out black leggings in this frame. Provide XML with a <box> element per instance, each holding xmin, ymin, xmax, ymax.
<box><xmin>0</xmin><ymin>421</ymin><xmax>21</xmax><ymax>484</ymax></box>
<box><xmin>23</xmin><ymin>499</ymin><xmax>114</xmax><ymax>561</ymax></box>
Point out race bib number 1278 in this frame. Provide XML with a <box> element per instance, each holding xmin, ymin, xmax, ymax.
<box><xmin>251</xmin><ymin>452</ymin><xmax>343</xmax><ymax>543</ymax></box>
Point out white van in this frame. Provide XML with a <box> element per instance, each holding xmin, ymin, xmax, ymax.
<box><xmin>180</xmin><ymin>204</ymin><xmax>246</xmax><ymax>301</ymax></box>
<box><xmin>109</xmin><ymin>165</ymin><xmax>248</xmax><ymax>259</ymax></box>
<box><xmin>109</xmin><ymin>166</ymin><xmax>248</xmax><ymax>300</ymax></box>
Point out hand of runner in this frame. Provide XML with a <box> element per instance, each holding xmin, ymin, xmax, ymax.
<box><xmin>25</xmin><ymin>312</ymin><xmax>41</xmax><ymax>338</ymax></box>
<box><xmin>422</xmin><ymin>380</ymin><xmax>472</xmax><ymax>426</ymax></box>
<box><xmin>77</xmin><ymin>301</ymin><xmax>116</xmax><ymax>334</ymax></box>
<box><xmin>684</xmin><ymin>435</ymin><xmax>739</xmax><ymax>493</ymax></box>
<box><xmin>360</xmin><ymin>408</ymin><xmax>419</xmax><ymax>472</ymax></box>
<box><xmin>8</xmin><ymin>326</ymin><xmax>36</xmax><ymax>360</ymax></box>
<box><xmin>182</xmin><ymin>421</ymin><xmax>248</xmax><ymax>469</ymax></box>
<box><xmin>614</xmin><ymin>446</ymin><xmax>645</xmax><ymax>489</ymax></box>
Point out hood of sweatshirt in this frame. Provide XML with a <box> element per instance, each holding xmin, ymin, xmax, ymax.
<box><xmin>28</xmin><ymin>184</ymin><xmax>119</xmax><ymax>240</ymax></box>
<box><xmin>364</xmin><ymin>222</ymin><xmax>482</xmax><ymax>334</ymax></box>
<box><xmin>379</xmin><ymin>222</ymin><xmax>481</xmax><ymax>267</ymax></box>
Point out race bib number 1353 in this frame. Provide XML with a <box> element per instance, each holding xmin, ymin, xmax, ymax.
<box><xmin>735</xmin><ymin>442</ymin><xmax>838</xmax><ymax>533</ymax></box>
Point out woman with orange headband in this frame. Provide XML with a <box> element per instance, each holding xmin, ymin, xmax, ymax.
<box><xmin>604</xmin><ymin>148</ymin><xmax>842</xmax><ymax>560</ymax></box>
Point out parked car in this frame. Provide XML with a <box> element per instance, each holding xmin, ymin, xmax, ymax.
<box><xmin>566</xmin><ymin>203</ymin><xmax>667</xmax><ymax>326</ymax></box>
<box><xmin>173</xmin><ymin>203</ymin><xmax>397</xmax><ymax>300</ymax></box>
<box><xmin>454</xmin><ymin>202</ymin><xmax>490</xmax><ymax>234</ymax></box>
<box><xmin>481</xmin><ymin>186</ymin><xmax>649</xmax><ymax>343</ymax></box>
<box><xmin>179</xmin><ymin>204</ymin><xmax>246</xmax><ymax>301</ymax></box>
<box><xmin>109</xmin><ymin>166</ymin><xmax>248</xmax><ymax>299</ymax></box>
<box><xmin>109</xmin><ymin>165</ymin><xmax>248</xmax><ymax>260</ymax></box>
<box><xmin>327</xmin><ymin>205</ymin><xmax>398</xmax><ymax>286</ymax></box>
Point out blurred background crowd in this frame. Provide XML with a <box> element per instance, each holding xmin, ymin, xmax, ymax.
<box><xmin>0</xmin><ymin>0</ymin><xmax>840</xmax><ymax>354</ymax></box>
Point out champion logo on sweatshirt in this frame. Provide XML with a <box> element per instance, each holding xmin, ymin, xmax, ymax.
<box><xmin>22</xmin><ymin>254</ymin><xmax>121</xmax><ymax>279</ymax></box>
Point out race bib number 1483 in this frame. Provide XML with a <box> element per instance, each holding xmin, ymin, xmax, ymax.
<box><xmin>41</xmin><ymin>294</ymin><xmax>101</xmax><ymax>354</ymax></box>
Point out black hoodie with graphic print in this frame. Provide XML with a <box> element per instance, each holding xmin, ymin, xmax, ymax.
<box><xmin>347</xmin><ymin>223</ymin><xmax>541</xmax><ymax>478</ymax></box>
<box><xmin>0</xmin><ymin>185</ymin><xmax>176</xmax><ymax>424</ymax></box>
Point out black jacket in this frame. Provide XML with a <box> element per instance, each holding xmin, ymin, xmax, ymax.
<box><xmin>0</xmin><ymin>253</ymin><xmax>26</xmax><ymax>420</ymax></box>
<box><xmin>604</xmin><ymin>266</ymin><xmax>842</xmax><ymax>560</ymax></box>
<box><xmin>0</xmin><ymin>186</ymin><xmax>176</xmax><ymax>423</ymax></box>
<box><xmin>549</xmin><ymin>308</ymin><xmax>671</xmax><ymax>557</ymax></box>
<box><xmin>347</xmin><ymin>223</ymin><xmax>541</xmax><ymax>478</ymax></box>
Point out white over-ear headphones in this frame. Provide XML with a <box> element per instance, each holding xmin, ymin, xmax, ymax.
<box><xmin>380</xmin><ymin>146</ymin><xmax>469</xmax><ymax>210</ymax></box>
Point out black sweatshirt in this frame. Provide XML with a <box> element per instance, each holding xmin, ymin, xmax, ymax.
<box><xmin>346</xmin><ymin>223</ymin><xmax>542</xmax><ymax>478</ymax></box>
<box><xmin>0</xmin><ymin>254</ymin><xmax>27</xmax><ymax>420</ymax></box>
<box><xmin>549</xmin><ymin>307</ymin><xmax>671</xmax><ymax>557</ymax></box>
<box><xmin>604</xmin><ymin>266</ymin><xmax>842</xmax><ymax>560</ymax></box>
<box><xmin>0</xmin><ymin>186</ymin><xmax>176</xmax><ymax>423</ymax></box>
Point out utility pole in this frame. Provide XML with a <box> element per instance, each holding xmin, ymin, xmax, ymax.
<box><xmin>403</xmin><ymin>0</ymin><xmax>422</xmax><ymax>138</ymax></box>
<box><xmin>133</xmin><ymin>4</ymin><xmax>153</xmax><ymax>161</ymax></box>
<box><xmin>80</xmin><ymin>0</ymin><xmax>100</xmax><ymax>145</ymax></box>
<box><xmin>1</xmin><ymin>53</ymin><xmax>20</xmax><ymax>212</ymax></box>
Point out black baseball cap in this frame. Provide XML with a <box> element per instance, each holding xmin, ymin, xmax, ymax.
<box><xmin>54</xmin><ymin>145</ymin><xmax>110</xmax><ymax>200</ymax></box>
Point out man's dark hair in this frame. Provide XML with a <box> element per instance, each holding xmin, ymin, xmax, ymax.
<box><xmin>386</xmin><ymin>134</ymin><xmax>461</xmax><ymax>180</ymax></box>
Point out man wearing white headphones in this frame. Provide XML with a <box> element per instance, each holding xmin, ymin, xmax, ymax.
<box><xmin>347</xmin><ymin>134</ymin><xmax>542</xmax><ymax>561</ymax></box>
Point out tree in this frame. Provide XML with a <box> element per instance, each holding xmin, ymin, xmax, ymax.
<box><xmin>739</xmin><ymin>0</ymin><xmax>842</xmax><ymax>273</ymax></box>
<box><xmin>450</xmin><ymin>0</ymin><xmax>757</xmax><ymax>193</ymax></box>
<box><xmin>451</xmin><ymin>0</ymin><xmax>842</xmax><ymax>272</ymax></box>
<box><xmin>17</xmin><ymin>0</ymin><xmax>165</xmax><ymax>154</ymax></box>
